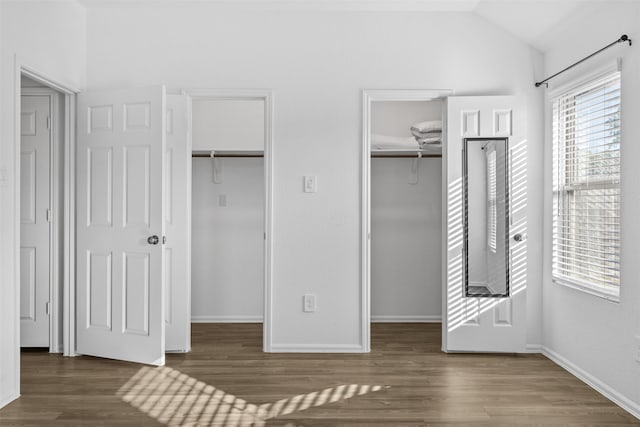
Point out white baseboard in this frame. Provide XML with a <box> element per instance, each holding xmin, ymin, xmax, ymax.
<box><xmin>0</xmin><ymin>393</ymin><xmax>19</xmax><ymax>410</ymax></box>
<box><xmin>542</xmin><ymin>346</ymin><xmax>640</xmax><ymax>420</ymax></box>
<box><xmin>371</xmin><ymin>315</ymin><xmax>441</xmax><ymax>323</ymax></box>
<box><xmin>525</xmin><ymin>344</ymin><xmax>542</xmax><ymax>353</ymax></box>
<box><xmin>269</xmin><ymin>343</ymin><xmax>365</xmax><ymax>353</ymax></box>
<box><xmin>191</xmin><ymin>315</ymin><xmax>263</xmax><ymax>323</ymax></box>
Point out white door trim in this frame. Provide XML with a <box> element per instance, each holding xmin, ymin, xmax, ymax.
<box><xmin>183</xmin><ymin>88</ymin><xmax>274</xmax><ymax>352</ymax></box>
<box><xmin>19</xmin><ymin>65</ymin><xmax>80</xmax><ymax>356</ymax></box>
<box><xmin>10</xmin><ymin>57</ymin><xmax>79</xmax><ymax>402</ymax></box>
<box><xmin>15</xmin><ymin>60</ymin><xmax>79</xmax><ymax>357</ymax></box>
<box><xmin>360</xmin><ymin>89</ymin><xmax>452</xmax><ymax>352</ymax></box>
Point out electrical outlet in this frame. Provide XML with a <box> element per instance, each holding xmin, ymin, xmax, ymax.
<box><xmin>218</xmin><ymin>194</ymin><xmax>227</xmax><ymax>207</ymax></box>
<box><xmin>303</xmin><ymin>294</ymin><xmax>316</xmax><ymax>312</ymax></box>
<box><xmin>635</xmin><ymin>335</ymin><xmax>640</xmax><ymax>364</ymax></box>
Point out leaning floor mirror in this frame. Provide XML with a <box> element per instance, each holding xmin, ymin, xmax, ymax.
<box><xmin>463</xmin><ymin>138</ymin><xmax>510</xmax><ymax>298</ymax></box>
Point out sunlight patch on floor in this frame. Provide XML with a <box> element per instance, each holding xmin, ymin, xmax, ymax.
<box><xmin>117</xmin><ymin>366</ymin><xmax>387</xmax><ymax>426</ymax></box>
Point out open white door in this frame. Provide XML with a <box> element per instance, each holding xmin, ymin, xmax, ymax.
<box><xmin>76</xmin><ymin>86</ymin><xmax>166</xmax><ymax>365</ymax></box>
<box><xmin>164</xmin><ymin>94</ymin><xmax>191</xmax><ymax>352</ymax></box>
<box><xmin>443</xmin><ymin>96</ymin><xmax>527</xmax><ymax>352</ymax></box>
<box><xmin>20</xmin><ymin>95</ymin><xmax>51</xmax><ymax>348</ymax></box>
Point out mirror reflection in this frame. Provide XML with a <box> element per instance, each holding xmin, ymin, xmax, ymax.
<box><xmin>464</xmin><ymin>138</ymin><xmax>509</xmax><ymax>297</ymax></box>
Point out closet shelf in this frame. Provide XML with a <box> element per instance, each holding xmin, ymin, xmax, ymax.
<box><xmin>192</xmin><ymin>150</ymin><xmax>264</xmax><ymax>158</ymax></box>
<box><xmin>371</xmin><ymin>149</ymin><xmax>442</xmax><ymax>158</ymax></box>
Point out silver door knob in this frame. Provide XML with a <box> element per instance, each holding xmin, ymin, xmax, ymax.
<box><xmin>513</xmin><ymin>233</ymin><xmax>524</xmax><ymax>242</ymax></box>
<box><xmin>147</xmin><ymin>235</ymin><xmax>160</xmax><ymax>245</ymax></box>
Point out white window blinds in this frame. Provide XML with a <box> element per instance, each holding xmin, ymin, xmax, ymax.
<box><xmin>552</xmin><ymin>71</ymin><xmax>621</xmax><ymax>299</ymax></box>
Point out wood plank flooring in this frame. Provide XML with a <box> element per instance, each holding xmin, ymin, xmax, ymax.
<box><xmin>1</xmin><ymin>323</ymin><xmax>638</xmax><ymax>426</ymax></box>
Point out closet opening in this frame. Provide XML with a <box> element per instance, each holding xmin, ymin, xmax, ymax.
<box><xmin>188</xmin><ymin>91</ymin><xmax>273</xmax><ymax>350</ymax></box>
<box><xmin>361</xmin><ymin>90</ymin><xmax>451</xmax><ymax>352</ymax></box>
<box><xmin>18</xmin><ymin>74</ymin><xmax>70</xmax><ymax>354</ymax></box>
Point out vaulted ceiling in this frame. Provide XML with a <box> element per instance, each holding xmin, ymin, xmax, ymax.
<box><xmin>76</xmin><ymin>0</ymin><xmax>618</xmax><ymax>53</ymax></box>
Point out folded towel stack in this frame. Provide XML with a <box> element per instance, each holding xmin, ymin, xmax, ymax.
<box><xmin>371</xmin><ymin>133</ymin><xmax>419</xmax><ymax>150</ymax></box>
<box><xmin>410</xmin><ymin>120</ymin><xmax>442</xmax><ymax>146</ymax></box>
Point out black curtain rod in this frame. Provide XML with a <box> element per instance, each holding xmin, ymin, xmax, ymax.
<box><xmin>535</xmin><ymin>34</ymin><xmax>632</xmax><ymax>88</ymax></box>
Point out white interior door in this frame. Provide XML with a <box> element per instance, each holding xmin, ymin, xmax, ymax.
<box><xmin>443</xmin><ymin>96</ymin><xmax>527</xmax><ymax>352</ymax></box>
<box><xmin>76</xmin><ymin>86</ymin><xmax>166</xmax><ymax>365</ymax></box>
<box><xmin>164</xmin><ymin>94</ymin><xmax>191</xmax><ymax>352</ymax></box>
<box><xmin>20</xmin><ymin>95</ymin><xmax>51</xmax><ymax>347</ymax></box>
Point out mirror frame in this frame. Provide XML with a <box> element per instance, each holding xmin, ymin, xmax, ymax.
<box><xmin>462</xmin><ymin>137</ymin><xmax>510</xmax><ymax>298</ymax></box>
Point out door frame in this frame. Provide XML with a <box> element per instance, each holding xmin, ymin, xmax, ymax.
<box><xmin>14</xmin><ymin>61</ymin><xmax>79</xmax><ymax>359</ymax></box>
<box><xmin>360</xmin><ymin>89</ymin><xmax>452</xmax><ymax>352</ymax></box>
<box><xmin>183</xmin><ymin>88</ymin><xmax>275</xmax><ymax>352</ymax></box>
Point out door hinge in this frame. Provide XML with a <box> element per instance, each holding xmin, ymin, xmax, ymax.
<box><xmin>46</xmin><ymin>116</ymin><xmax>51</xmax><ymax>129</ymax></box>
<box><xmin>45</xmin><ymin>301</ymin><xmax>51</xmax><ymax>315</ymax></box>
<box><xmin>46</xmin><ymin>208</ymin><xmax>52</xmax><ymax>222</ymax></box>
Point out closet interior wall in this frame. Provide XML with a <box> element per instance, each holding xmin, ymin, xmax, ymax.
<box><xmin>191</xmin><ymin>99</ymin><xmax>265</xmax><ymax>322</ymax></box>
<box><xmin>371</xmin><ymin>101</ymin><xmax>442</xmax><ymax>322</ymax></box>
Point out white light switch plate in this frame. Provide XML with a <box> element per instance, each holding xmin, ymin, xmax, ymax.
<box><xmin>303</xmin><ymin>176</ymin><xmax>317</xmax><ymax>193</ymax></box>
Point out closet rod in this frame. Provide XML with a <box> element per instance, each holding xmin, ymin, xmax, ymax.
<box><xmin>535</xmin><ymin>34</ymin><xmax>632</xmax><ymax>88</ymax></box>
<box><xmin>192</xmin><ymin>151</ymin><xmax>264</xmax><ymax>158</ymax></box>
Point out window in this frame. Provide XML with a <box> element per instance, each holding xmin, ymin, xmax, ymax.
<box><xmin>552</xmin><ymin>71</ymin><xmax>621</xmax><ymax>300</ymax></box>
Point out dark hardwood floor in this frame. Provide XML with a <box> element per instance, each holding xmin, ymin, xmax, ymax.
<box><xmin>1</xmin><ymin>323</ymin><xmax>638</xmax><ymax>426</ymax></box>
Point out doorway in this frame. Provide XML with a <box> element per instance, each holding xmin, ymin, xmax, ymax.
<box><xmin>19</xmin><ymin>74</ymin><xmax>72</xmax><ymax>353</ymax></box>
<box><xmin>361</xmin><ymin>89</ymin><xmax>452</xmax><ymax>351</ymax></box>
<box><xmin>186</xmin><ymin>89</ymin><xmax>274</xmax><ymax>351</ymax></box>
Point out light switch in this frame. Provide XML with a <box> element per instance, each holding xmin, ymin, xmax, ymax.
<box><xmin>303</xmin><ymin>175</ymin><xmax>317</xmax><ymax>193</ymax></box>
<box><xmin>0</xmin><ymin>168</ymin><xmax>7</xmax><ymax>187</ymax></box>
<box><xmin>303</xmin><ymin>294</ymin><xmax>316</xmax><ymax>312</ymax></box>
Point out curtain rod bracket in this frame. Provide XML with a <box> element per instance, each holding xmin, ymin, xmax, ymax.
<box><xmin>535</xmin><ymin>34</ymin><xmax>632</xmax><ymax>88</ymax></box>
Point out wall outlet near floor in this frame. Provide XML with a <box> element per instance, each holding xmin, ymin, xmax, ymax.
<box><xmin>218</xmin><ymin>194</ymin><xmax>227</xmax><ymax>207</ymax></box>
<box><xmin>635</xmin><ymin>335</ymin><xmax>640</xmax><ymax>364</ymax></box>
<box><xmin>303</xmin><ymin>294</ymin><xmax>316</xmax><ymax>312</ymax></box>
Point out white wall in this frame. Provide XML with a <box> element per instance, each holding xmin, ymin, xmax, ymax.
<box><xmin>191</xmin><ymin>158</ymin><xmax>264</xmax><ymax>322</ymax></box>
<box><xmin>371</xmin><ymin>158</ymin><xmax>442</xmax><ymax>320</ymax></box>
<box><xmin>84</xmin><ymin>5</ymin><xmax>544</xmax><ymax>350</ymax></box>
<box><xmin>192</xmin><ymin>99</ymin><xmax>264</xmax><ymax>151</ymax></box>
<box><xmin>370</xmin><ymin>100</ymin><xmax>442</xmax><ymax>320</ymax></box>
<box><xmin>0</xmin><ymin>0</ymin><xmax>86</xmax><ymax>409</ymax></box>
<box><xmin>542</xmin><ymin>2</ymin><xmax>640</xmax><ymax>415</ymax></box>
<box><xmin>371</xmin><ymin>100</ymin><xmax>442</xmax><ymax>137</ymax></box>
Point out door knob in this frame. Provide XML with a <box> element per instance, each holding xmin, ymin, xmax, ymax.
<box><xmin>513</xmin><ymin>233</ymin><xmax>524</xmax><ymax>242</ymax></box>
<box><xmin>147</xmin><ymin>235</ymin><xmax>160</xmax><ymax>245</ymax></box>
